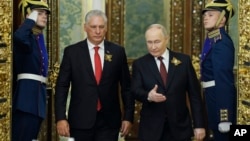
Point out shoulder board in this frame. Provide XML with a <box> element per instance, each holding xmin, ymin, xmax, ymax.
<box><xmin>208</xmin><ymin>29</ymin><xmax>222</xmax><ymax>43</ymax></box>
<box><xmin>32</xmin><ymin>27</ymin><xmax>42</xmax><ymax>35</ymax></box>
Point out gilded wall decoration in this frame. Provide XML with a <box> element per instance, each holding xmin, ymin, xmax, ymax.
<box><xmin>170</xmin><ymin>0</ymin><xmax>184</xmax><ymax>53</ymax></box>
<box><xmin>106</xmin><ymin>0</ymin><xmax>124</xmax><ymax>46</ymax></box>
<box><xmin>191</xmin><ymin>0</ymin><xmax>203</xmax><ymax>56</ymax></box>
<box><xmin>237</xmin><ymin>0</ymin><xmax>250</xmax><ymax>125</ymax></box>
<box><xmin>38</xmin><ymin>0</ymin><xmax>60</xmax><ymax>140</ymax></box>
<box><xmin>191</xmin><ymin>0</ymin><xmax>204</xmax><ymax>78</ymax></box>
<box><xmin>0</xmin><ymin>0</ymin><xmax>12</xmax><ymax>140</ymax></box>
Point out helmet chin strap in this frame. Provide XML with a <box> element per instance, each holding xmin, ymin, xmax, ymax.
<box><xmin>207</xmin><ymin>10</ymin><xmax>226</xmax><ymax>32</ymax></box>
<box><xmin>215</xmin><ymin>10</ymin><xmax>226</xmax><ymax>28</ymax></box>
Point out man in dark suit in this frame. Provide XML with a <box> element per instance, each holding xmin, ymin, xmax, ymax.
<box><xmin>12</xmin><ymin>0</ymin><xmax>50</xmax><ymax>140</ymax></box>
<box><xmin>55</xmin><ymin>9</ymin><xmax>134</xmax><ymax>141</ymax></box>
<box><xmin>201</xmin><ymin>0</ymin><xmax>236</xmax><ymax>140</ymax></box>
<box><xmin>131</xmin><ymin>24</ymin><xmax>206</xmax><ymax>141</ymax></box>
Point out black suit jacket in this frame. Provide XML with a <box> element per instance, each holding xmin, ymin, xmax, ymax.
<box><xmin>55</xmin><ymin>39</ymin><xmax>134</xmax><ymax>129</ymax></box>
<box><xmin>131</xmin><ymin>50</ymin><xmax>205</xmax><ymax>141</ymax></box>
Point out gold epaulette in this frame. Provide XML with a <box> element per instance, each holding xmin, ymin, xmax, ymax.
<box><xmin>32</xmin><ymin>26</ymin><xmax>43</xmax><ymax>35</ymax></box>
<box><xmin>208</xmin><ymin>29</ymin><xmax>222</xmax><ymax>43</ymax></box>
<box><xmin>220</xmin><ymin>109</ymin><xmax>228</xmax><ymax>122</ymax></box>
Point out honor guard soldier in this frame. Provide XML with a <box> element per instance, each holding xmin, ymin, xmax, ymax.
<box><xmin>12</xmin><ymin>0</ymin><xmax>50</xmax><ymax>140</ymax></box>
<box><xmin>201</xmin><ymin>0</ymin><xmax>236</xmax><ymax>140</ymax></box>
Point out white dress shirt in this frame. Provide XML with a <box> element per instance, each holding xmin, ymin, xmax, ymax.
<box><xmin>87</xmin><ymin>39</ymin><xmax>104</xmax><ymax>73</ymax></box>
<box><xmin>155</xmin><ymin>49</ymin><xmax>169</xmax><ymax>72</ymax></box>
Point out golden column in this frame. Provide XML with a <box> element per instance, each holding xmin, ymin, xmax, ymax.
<box><xmin>237</xmin><ymin>0</ymin><xmax>250</xmax><ymax>125</ymax></box>
<box><xmin>0</xmin><ymin>0</ymin><xmax>12</xmax><ymax>140</ymax></box>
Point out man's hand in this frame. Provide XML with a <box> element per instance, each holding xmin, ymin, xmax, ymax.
<box><xmin>147</xmin><ymin>85</ymin><xmax>166</xmax><ymax>102</ymax></box>
<box><xmin>194</xmin><ymin>128</ymin><xmax>206</xmax><ymax>141</ymax></box>
<box><xmin>120</xmin><ymin>120</ymin><xmax>132</xmax><ymax>137</ymax></box>
<box><xmin>56</xmin><ymin>120</ymin><xmax>70</xmax><ymax>137</ymax></box>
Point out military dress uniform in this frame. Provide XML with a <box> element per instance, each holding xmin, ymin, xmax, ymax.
<box><xmin>201</xmin><ymin>0</ymin><xmax>236</xmax><ymax>141</ymax></box>
<box><xmin>201</xmin><ymin>28</ymin><xmax>236</xmax><ymax>141</ymax></box>
<box><xmin>12</xmin><ymin>0</ymin><xmax>50</xmax><ymax>140</ymax></box>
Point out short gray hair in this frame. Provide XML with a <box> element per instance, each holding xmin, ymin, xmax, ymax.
<box><xmin>85</xmin><ymin>10</ymin><xmax>108</xmax><ymax>24</ymax></box>
<box><xmin>145</xmin><ymin>24</ymin><xmax>168</xmax><ymax>37</ymax></box>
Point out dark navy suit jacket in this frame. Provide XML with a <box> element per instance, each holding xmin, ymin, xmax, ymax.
<box><xmin>131</xmin><ymin>50</ymin><xmax>205</xmax><ymax>141</ymax></box>
<box><xmin>55</xmin><ymin>39</ymin><xmax>134</xmax><ymax>129</ymax></box>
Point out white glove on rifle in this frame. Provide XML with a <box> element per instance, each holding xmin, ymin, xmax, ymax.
<box><xmin>27</xmin><ymin>10</ymin><xmax>38</xmax><ymax>22</ymax></box>
<box><xmin>218</xmin><ymin>122</ymin><xmax>232</xmax><ymax>133</ymax></box>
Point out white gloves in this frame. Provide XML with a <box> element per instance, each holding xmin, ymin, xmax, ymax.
<box><xmin>218</xmin><ymin>122</ymin><xmax>232</xmax><ymax>133</ymax></box>
<box><xmin>59</xmin><ymin>136</ymin><xmax>75</xmax><ymax>141</ymax></box>
<box><xmin>67</xmin><ymin>138</ymin><xmax>75</xmax><ymax>141</ymax></box>
<box><xmin>27</xmin><ymin>10</ymin><xmax>38</xmax><ymax>22</ymax></box>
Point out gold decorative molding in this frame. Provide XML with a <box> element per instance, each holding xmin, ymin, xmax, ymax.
<box><xmin>170</xmin><ymin>0</ymin><xmax>203</xmax><ymax>57</ymax></box>
<box><xmin>191</xmin><ymin>0</ymin><xmax>204</xmax><ymax>56</ymax></box>
<box><xmin>48</xmin><ymin>0</ymin><xmax>60</xmax><ymax>138</ymax></box>
<box><xmin>105</xmin><ymin>0</ymin><xmax>124</xmax><ymax>45</ymax></box>
<box><xmin>38</xmin><ymin>0</ymin><xmax>60</xmax><ymax>140</ymax></box>
<box><xmin>46</xmin><ymin>0</ymin><xmax>59</xmax><ymax>88</ymax></box>
<box><xmin>191</xmin><ymin>0</ymin><xmax>204</xmax><ymax>78</ymax></box>
<box><xmin>170</xmin><ymin>0</ymin><xmax>184</xmax><ymax>52</ymax></box>
<box><xmin>47</xmin><ymin>0</ymin><xmax>60</xmax><ymax>140</ymax></box>
<box><xmin>237</xmin><ymin>0</ymin><xmax>250</xmax><ymax>125</ymax></box>
<box><xmin>0</xmin><ymin>0</ymin><xmax>12</xmax><ymax>140</ymax></box>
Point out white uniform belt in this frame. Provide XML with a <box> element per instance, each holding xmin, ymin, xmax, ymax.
<box><xmin>201</xmin><ymin>80</ymin><xmax>215</xmax><ymax>88</ymax></box>
<box><xmin>17</xmin><ymin>73</ymin><xmax>47</xmax><ymax>83</ymax></box>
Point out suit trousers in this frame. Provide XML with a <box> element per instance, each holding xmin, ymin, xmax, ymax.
<box><xmin>159</xmin><ymin>120</ymin><xmax>192</xmax><ymax>141</ymax></box>
<box><xmin>70</xmin><ymin>111</ymin><xmax>120</xmax><ymax>141</ymax></box>
<box><xmin>12</xmin><ymin>110</ymin><xmax>43</xmax><ymax>141</ymax></box>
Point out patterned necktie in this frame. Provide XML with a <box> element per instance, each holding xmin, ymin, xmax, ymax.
<box><xmin>94</xmin><ymin>46</ymin><xmax>102</xmax><ymax>111</ymax></box>
<box><xmin>158</xmin><ymin>56</ymin><xmax>167</xmax><ymax>86</ymax></box>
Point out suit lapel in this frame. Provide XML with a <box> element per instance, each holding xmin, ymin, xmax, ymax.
<box><xmin>147</xmin><ymin>55</ymin><xmax>164</xmax><ymax>87</ymax></box>
<box><xmin>82</xmin><ymin>40</ymin><xmax>97</xmax><ymax>83</ymax></box>
<box><xmin>165</xmin><ymin>51</ymin><xmax>176</xmax><ymax>90</ymax></box>
<box><xmin>99</xmin><ymin>41</ymin><xmax>112</xmax><ymax>83</ymax></box>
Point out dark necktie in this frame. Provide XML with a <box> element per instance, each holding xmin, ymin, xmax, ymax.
<box><xmin>158</xmin><ymin>56</ymin><xmax>167</xmax><ymax>86</ymax></box>
<box><xmin>94</xmin><ymin>46</ymin><xmax>102</xmax><ymax>111</ymax></box>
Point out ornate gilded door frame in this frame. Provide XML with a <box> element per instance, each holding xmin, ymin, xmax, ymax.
<box><xmin>38</xmin><ymin>0</ymin><xmax>60</xmax><ymax>140</ymax></box>
<box><xmin>0</xmin><ymin>0</ymin><xmax>12</xmax><ymax>140</ymax></box>
<box><xmin>237</xmin><ymin>0</ymin><xmax>250</xmax><ymax>125</ymax></box>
